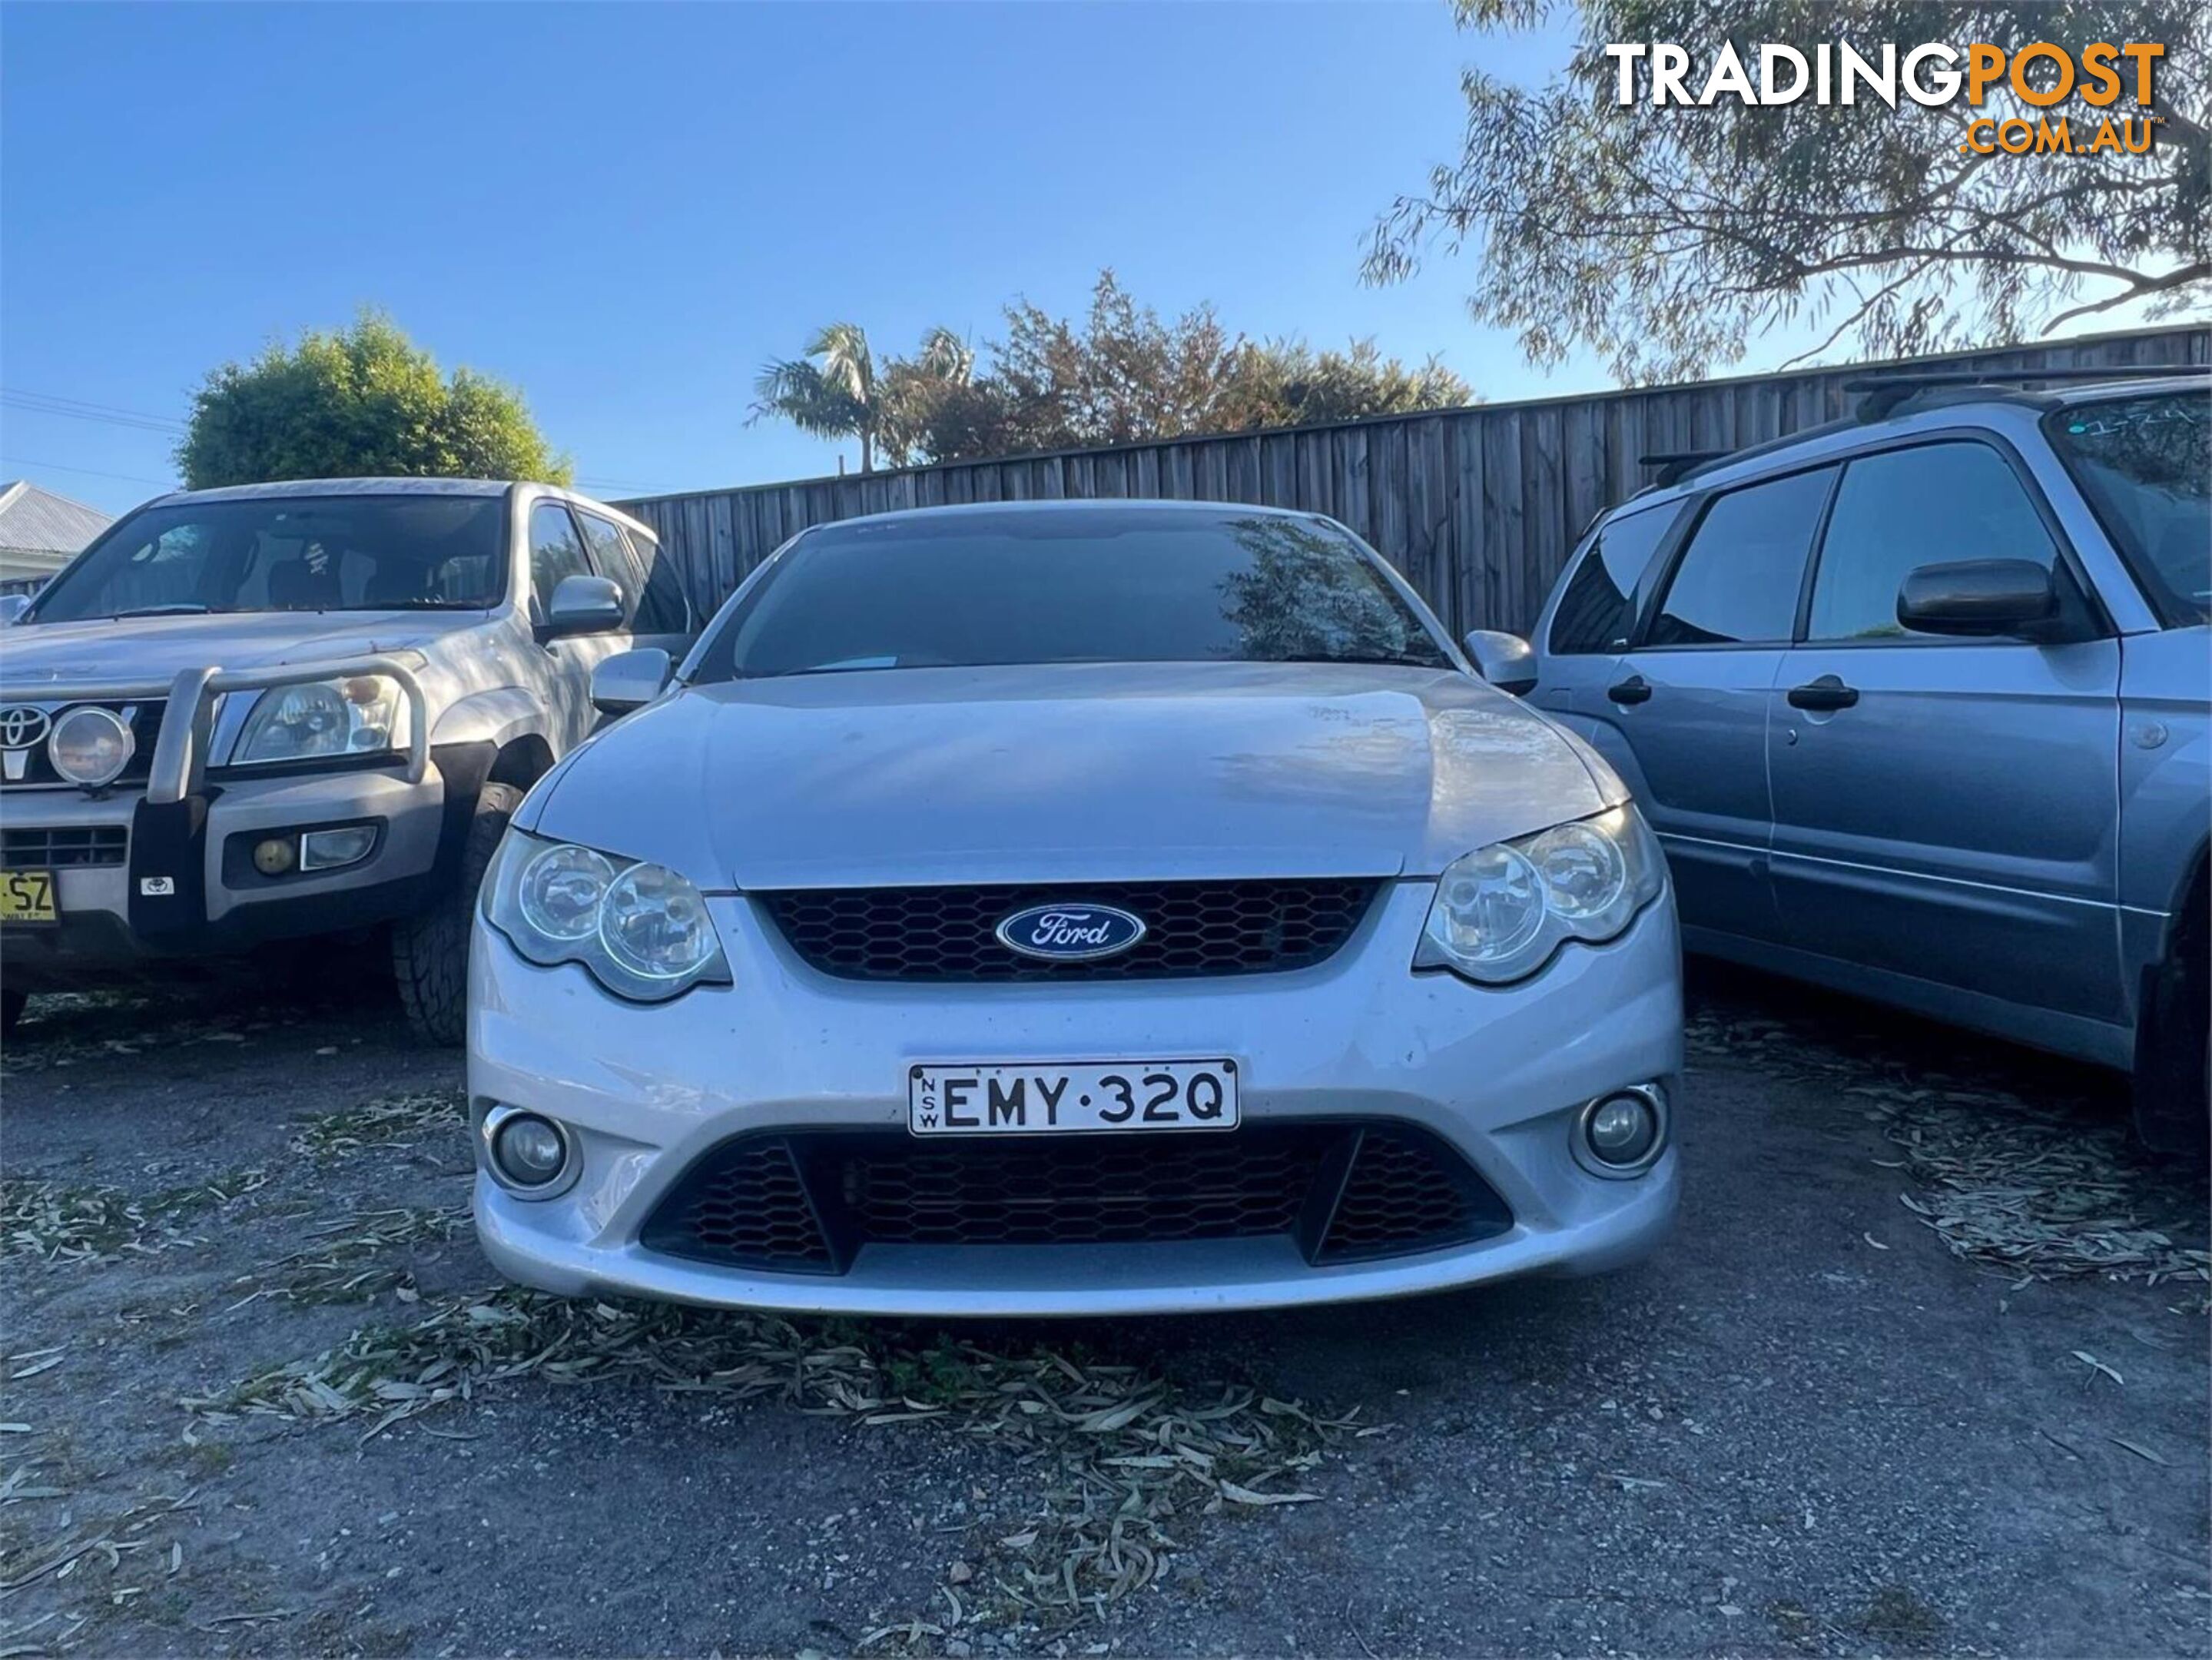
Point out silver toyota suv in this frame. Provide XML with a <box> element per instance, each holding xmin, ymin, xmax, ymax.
<box><xmin>0</xmin><ymin>477</ymin><xmax>693</xmax><ymax>1042</ymax></box>
<box><xmin>1504</xmin><ymin>370</ymin><xmax>2210</xmax><ymax>1148</ymax></box>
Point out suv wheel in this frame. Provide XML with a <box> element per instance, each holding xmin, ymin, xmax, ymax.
<box><xmin>393</xmin><ymin>782</ymin><xmax>522</xmax><ymax>1047</ymax></box>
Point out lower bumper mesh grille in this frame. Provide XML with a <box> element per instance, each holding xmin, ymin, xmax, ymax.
<box><xmin>638</xmin><ymin>1121</ymin><xmax>1511</xmax><ymax>1276</ymax></box>
<box><xmin>2</xmin><ymin>826</ymin><xmax>127</xmax><ymax>868</ymax></box>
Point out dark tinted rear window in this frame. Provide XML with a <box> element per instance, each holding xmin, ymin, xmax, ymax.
<box><xmin>691</xmin><ymin>509</ymin><xmax>1451</xmax><ymax>681</ymax></box>
<box><xmin>625</xmin><ymin>530</ymin><xmax>690</xmax><ymax>634</ymax></box>
<box><xmin>1547</xmin><ymin>503</ymin><xmax>1679</xmax><ymax>654</ymax></box>
<box><xmin>1647</xmin><ymin>468</ymin><xmax>1833</xmax><ymax>646</ymax></box>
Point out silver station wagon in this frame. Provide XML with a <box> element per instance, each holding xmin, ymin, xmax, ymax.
<box><xmin>467</xmin><ymin>501</ymin><xmax>1683</xmax><ymax>1316</ymax></box>
<box><xmin>1517</xmin><ymin>372</ymin><xmax>2210</xmax><ymax>1148</ymax></box>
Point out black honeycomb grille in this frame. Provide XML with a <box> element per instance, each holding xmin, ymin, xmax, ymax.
<box><xmin>754</xmin><ymin>879</ymin><xmax>1381</xmax><ymax>981</ymax></box>
<box><xmin>638</xmin><ymin>1122</ymin><xmax>1511</xmax><ymax>1274</ymax></box>
<box><xmin>841</xmin><ymin>1133</ymin><xmax>1328</xmax><ymax>1247</ymax></box>
<box><xmin>638</xmin><ymin>1137</ymin><xmax>836</xmax><ymax>1271</ymax></box>
<box><xmin>1312</xmin><ymin>1124</ymin><xmax>1504</xmax><ymax>1264</ymax></box>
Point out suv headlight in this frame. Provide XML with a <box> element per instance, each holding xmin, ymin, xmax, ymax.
<box><xmin>1415</xmin><ymin>804</ymin><xmax>1665</xmax><ymax>984</ymax></box>
<box><xmin>483</xmin><ymin>829</ymin><xmax>730</xmax><ymax>1003</ymax></box>
<box><xmin>233</xmin><ymin>676</ymin><xmax>406</xmax><ymax>765</ymax></box>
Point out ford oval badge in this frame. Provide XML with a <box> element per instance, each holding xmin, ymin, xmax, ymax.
<box><xmin>994</xmin><ymin>903</ymin><xmax>1148</xmax><ymax>962</ymax></box>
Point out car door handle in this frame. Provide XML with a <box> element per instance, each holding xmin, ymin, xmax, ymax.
<box><xmin>1786</xmin><ymin>674</ymin><xmax>1860</xmax><ymax>712</ymax></box>
<box><xmin>1607</xmin><ymin>675</ymin><xmax>1652</xmax><ymax>706</ymax></box>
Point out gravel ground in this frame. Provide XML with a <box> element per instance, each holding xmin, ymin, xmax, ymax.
<box><xmin>2</xmin><ymin>962</ymin><xmax>2206</xmax><ymax>1658</ymax></box>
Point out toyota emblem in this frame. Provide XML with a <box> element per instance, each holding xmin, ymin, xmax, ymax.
<box><xmin>0</xmin><ymin>706</ymin><xmax>51</xmax><ymax>750</ymax></box>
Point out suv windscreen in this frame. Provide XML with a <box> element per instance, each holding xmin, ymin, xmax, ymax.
<box><xmin>28</xmin><ymin>495</ymin><xmax>508</xmax><ymax>623</ymax></box>
<box><xmin>2045</xmin><ymin>390</ymin><xmax>2210</xmax><ymax>627</ymax></box>
<box><xmin>690</xmin><ymin>508</ymin><xmax>1452</xmax><ymax>680</ymax></box>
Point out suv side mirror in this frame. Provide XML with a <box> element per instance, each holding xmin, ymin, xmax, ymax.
<box><xmin>1462</xmin><ymin>629</ymin><xmax>1538</xmax><ymax>696</ymax></box>
<box><xmin>1896</xmin><ymin>559</ymin><xmax>2058</xmax><ymax>638</ymax></box>
<box><xmin>542</xmin><ymin>573</ymin><xmax>625</xmax><ymax>640</ymax></box>
<box><xmin>592</xmin><ymin>647</ymin><xmax>673</xmax><ymax>716</ymax></box>
<box><xmin>0</xmin><ymin>595</ymin><xmax>28</xmax><ymax>626</ymax></box>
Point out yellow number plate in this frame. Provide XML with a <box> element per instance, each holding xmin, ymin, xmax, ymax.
<box><xmin>0</xmin><ymin>870</ymin><xmax>58</xmax><ymax>926</ymax></box>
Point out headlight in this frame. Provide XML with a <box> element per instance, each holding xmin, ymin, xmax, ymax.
<box><xmin>233</xmin><ymin>676</ymin><xmax>406</xmax><ymax>765</ymax></box>
<box><xmin>1415</xmin><ymin>804</ymin><xmax>1664</xmax><ymax>984</ymax></box>
<box><xmin>485</xmin><ymin>830</ymin><xmax>730</xmax><ymax>1003</ymax></box>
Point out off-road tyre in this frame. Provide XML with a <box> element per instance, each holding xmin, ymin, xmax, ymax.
<box><xmin>393</xmin><ymin>782</ymin><xmax>522</xmax><ymax>1047</ymax></box>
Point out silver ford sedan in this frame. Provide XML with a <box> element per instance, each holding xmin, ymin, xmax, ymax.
<box><xmin>466</xmin><ymin>501</ymin><xmax>1682</xmax><ymax>1316</ymax></box>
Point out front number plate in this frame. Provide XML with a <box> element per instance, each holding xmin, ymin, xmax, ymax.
<box><xmin>908</xmin><ymin>1059</ymin><xmax>1239</xmax><ymax>1136</ymax></box>
<box><xmin>0</xmin><ymin>869</ymin><xmax>57</xmax><ymax>927</ymax></box>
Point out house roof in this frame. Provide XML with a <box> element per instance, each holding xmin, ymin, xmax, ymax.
<box><xmin>0</xmin><ymin>481</ymin><xmax>113</xmax><ymax>565</ymax></box>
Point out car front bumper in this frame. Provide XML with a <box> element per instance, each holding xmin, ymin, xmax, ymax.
<box><xmin>0</xmin><ymin>759</ymin><xmax>456</xmax><ymax>981</ymax></box>
<box><xmin>469</xmin><ymin>881</ymin><xmax>1684</xmax><ymax>1316</ymax></box>
<box><xmin>1</xmin><ymin>655</ymin><xmax>461</xmax><ymax>984</ymax></box>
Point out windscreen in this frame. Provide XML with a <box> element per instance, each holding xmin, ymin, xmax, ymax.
<box><xmin>27</xmin><ymin>493</ymin><xmax>509</xmax><ymax>623</ymax></box>
<box><xmin>692</xmin><ymin>508</ymin><xmax>1451</xmax><ymax>680</ymax></box>
<box><xmin>2045</xmin><ymin>390</ymin><xmax>2210</xmax><ymax>628</ymax></box>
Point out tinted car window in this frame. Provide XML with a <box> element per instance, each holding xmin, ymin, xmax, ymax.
<box><xmin>28</xmin><ymin>495</ymin><xmax>507</xmax><ymax>624</ymax></box>
<box><xmin>1809</xmin><ymin>443</ymin><xmax>2059</xmax><ymax>642</ymax></box>
<box><xmin>1647</xmin><ymin>468</ymin><xmax>1832</xmax><ymax>646</ymax></box>
<box><xmin>624</xmin><ymin>530</ymin><xmax>689</xmax><ymax>634</ymax></box>
<box><xmin>575</xmin><ymin>511</ymin><xmax>644</xmax><ymax>626</ymax></box>
<box><xmin>528</xmin><ymin>501</ymin><xmax>592</xmax><ymax>621</ymax></box>
<box><xmin>692</xmin><ymin>508</ymin><xmax>1451</xmax><ymax>681</ymax></box>
<box><xmin>575</xmin><ymin>512</ymin><xmax>631</xmax><ymax>592</ymax></box>
<box><xmin>1547</xmin><ymin>502</ymin><xmax>1680</xmax><ymax>654</ymax></box>
<box><xmin>2046</xmin><ymin>390</ymin><xmax>2210</xmax><ymax>627</ymax></box>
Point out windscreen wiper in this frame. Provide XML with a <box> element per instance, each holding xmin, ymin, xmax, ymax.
<box><xmin>105</xmin><ymin>603</ymin><xmax>214</xmax><ymax>619</ymax></box>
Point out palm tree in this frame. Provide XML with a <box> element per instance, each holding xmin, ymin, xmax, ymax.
<box><xmin>914</xmin><ymin>325</ymin><xmax>973</xmax><ymax>383</ymax></box>
<box><xmin>751</xmin><ymin>323</ymin><xmax>972</xmax><ymax>474</ymax></box>
<box><xmin>751</xmin><ymin>321</ymin><xmax>878</xmax><ymax>472</ymax></box>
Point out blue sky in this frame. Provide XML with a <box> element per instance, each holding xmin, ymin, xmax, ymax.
<box><xmin>0</xmin><ymin>2</ymin><xmax>2157</xmax><ymax>517</ymax></box>
<box><xmin>3</xmin><ymin>2</ymin><xmax>1596</xmax><ymax>511</ymax></box>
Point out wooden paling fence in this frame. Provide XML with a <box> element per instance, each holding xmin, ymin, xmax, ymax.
<box><xmin>621</xmin><ymin>324</ymin><xmax>2209</xmax><ymax>636</ymax></box>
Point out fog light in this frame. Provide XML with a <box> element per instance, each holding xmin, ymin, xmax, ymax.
<box><xmin>300</xmin><ymin>825</ymin><xmax>376</xmax><ymax>872</ymax></box>
<box><xmin>1576</xmin><ymin>1086</ymin><xmax>1665</xmax><ymax>1177</ymax></box>
<box><xmin>48</xmin><ymin>706</ymin><xmax>134</xmax><ymax>788</ymax></box>
<box><xmin>253</xmin><ymin>837</ymin><xmax>298</xmax><ymax>876</ymax></box>
<box><xmin>489</xmin><ymin>1113</ymin><xmax>569</xmax><ymax>1188</ymax></box>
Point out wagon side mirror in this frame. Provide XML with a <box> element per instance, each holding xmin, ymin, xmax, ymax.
<box><xmin>1896</xmin><ymin>559</ymin><xmax>2058</xmax><ymax>638</ymax></box>
<box><xmin>1463</xmin><ymin>629</ymin><xmax>1538</xmax><ymax>696</ymax></box>
<box><xmin>0</xmin><ymin>596</ymin><xmax>28</xmax><ymax>626</ymax></box>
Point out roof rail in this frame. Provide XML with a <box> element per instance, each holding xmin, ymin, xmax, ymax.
<box><xmin>1638</xmin><ymin>450</ymin><xmax>1730</xmax><ymax>487</ymax></box>
<box><xmin>1846</xmin><ymin>364</ymin><xmax>2207</xmax><ymax>421</ymax></box>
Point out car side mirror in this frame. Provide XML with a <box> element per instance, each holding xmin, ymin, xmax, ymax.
<box><xmin>1462</xmin><ymin>629</ymin><xmax>1538</xmax><ymax>696</ymax></box>
<box><xmin>0</xmin><ymin>595</ymin><xmax>28</xmax><ymax>626</ymax></box>
<box><xmin>1896</xmin><ymin>559</ymin><xmax>2058</xmax><ymax>638</ymax></box>
<box><xmin>542</xmin><ymin>573</ymin><xmax>625</xmax><ymax>640</ymax></box>
<box><xmin>591</xmin><ymin>647</ymin><xmax>673</xmax><ymax>716</ymax></box>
